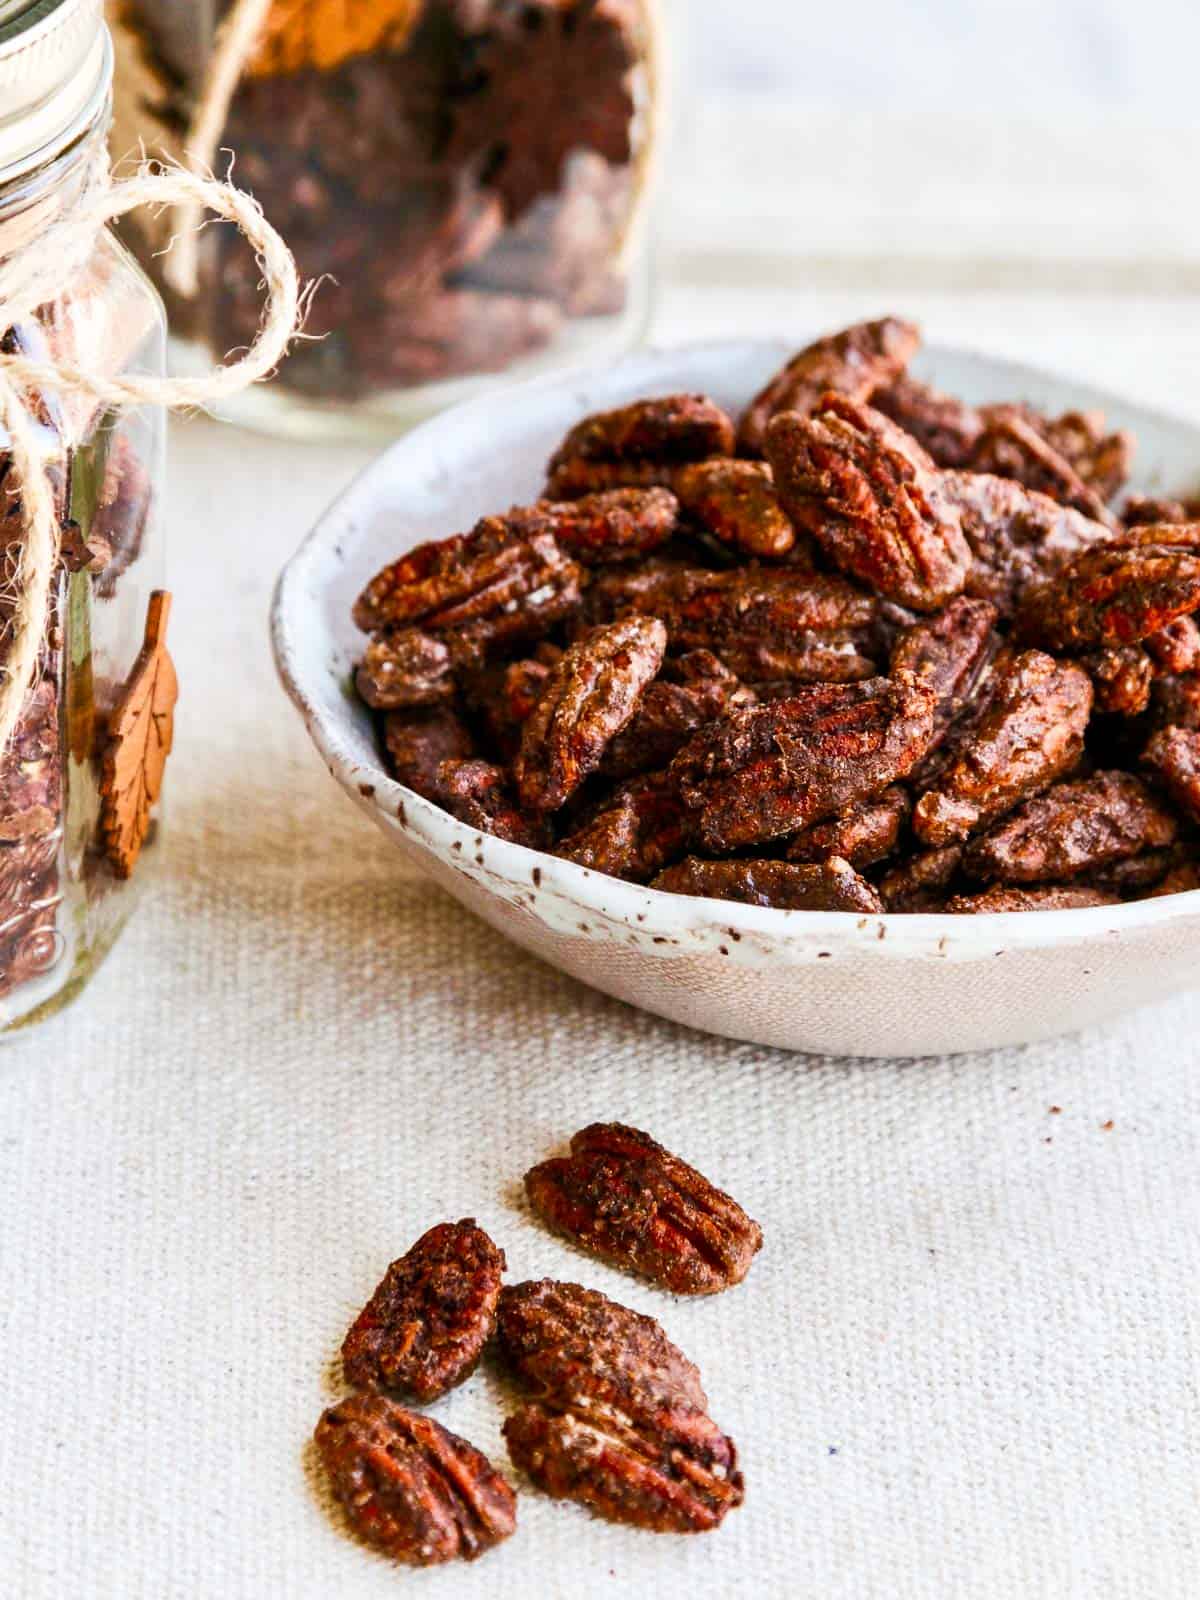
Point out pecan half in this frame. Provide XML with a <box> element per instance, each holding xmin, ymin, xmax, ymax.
<box><xmin>671</xmin><ymin>675</ymin><xmax>936</xmax><ymax>852</ymax></box>
<box><xmin>524</xmin><ymin>1123</ymin><xmax>762</xmax><ymax>1294</ymax></box>
<box><xmin>979</xmin><ymin>404</ymin><xmax>1133</xmax><ymax>504</ymax></box>
<box><xmin>941</xmin><ymin>471</ymin><xmax>1115</xmax><ymax>620</ymax></box>
<box><xmin>944</xmin><ymin>884</ymin><xmax>1120</xmax><ymax>913</ymax></box>
<box><xmin>353</xmin><ymin>518</ymin><xmax>582</xmax><ymax>642</ymax></box>
<box><xmin>461</xmin><ymin>656</ymin><xmax>555</xmax><ymax>759</ymax></box>
<box><xmin>1014</xmin><ymin>525</ymin><xmax>1200</xmax><ymax>652</ymax></box>
<box><xmin>889</xmin><ymin>596</ymin><xmax>998</xmax><ymax>753</ymax></box>
<box><xmin>1150</xmin><ymin>673</ymin><xmax>1200</xmax><ymax>732</ymax></box>
<box><xmin>871</xmin><ymin>373</ymin><xmax>983</xmax><ymax>468</ymax></box>
<box><xmin>509</xmin><ymin>488</ymin><xmax>680</xmax><ymax>566</ymax></box>
<box><xmin>737</xmin><ymin>316</ymin><xmax>920</xmax><ymax>456</ymax></box>
<box><xmin>912</xmin><ymin>650</ymin><xmax>1092</xmax><ymax>845</ymax></box>
<box><xmin>557</xmin><ymin>770</ymin><xmax>692</xmax><ymax>883</ymax></box>
<box><xmin>498</xmin><ymin>1279</ymin><xmax>743</xmax><ymax>1532</ymax></box>
<box><xmin>513</xmin><ymin>617</ymin><xmax>668</xmax><ymax>811</ymax></box>
<box><xmin>673</xmin><ymin>459</ymin><xmax>797</xmax><ymax>560</ymax></box>
<box><xmin>1123</xmin><ymin>495</ymin><xmax>1189</xmax><ymax>528</ymax></box>
<box><xmin>970</xmin><ymin>407</ymin><xmax>1118</xmax><ymax>527</ymax></box>
<box><xmin>962</xmin><ymin>771</ymin><xmax>1177</xmax><ymax>884</ymax></box>
<box><xmin>615</xmin><ymin>564</ymin><xmax>886</xmax><ymax>685</ymax></box>
<box><xmin>1142</xmin><ymin>725</ymin><xmax>1200</xmax><ymax>824</ymax></box>
<box><xmin>1148</xmin><ymin>859</ymin><xmax>1200</xmax><ymax>897</ymax></box>
<box><xmin>766</xmin><ymin>394</ymin><xmax>971</xmax><ymax>611</ymax></box>
<box><xmin>1144</xmin><ymin>616</ymin><xmax>1200</xmax><ymax>677</ymax></box>
<box><xmin>652</xmin><ymin>854</ymin><xmax>884</xmax><ymax>912</ymax></box>
<box><xmin>786</xmin><ymin>784</ymin><xmax>910</xmax><ymax>869</ymax></box>
<box><xmin>599</xmin><ymin>651</ymin><xmax>756</xmax><ymax>780</ymax></box>
<box><xmin>436</xmin><ymin>759</ymin><xmax>548</xmax><ymax>847</ymax></box>
<box><xmin>314</xmin><ymin>1395</ymin><xmax>516</xmax><ymax>1565</ymax></box>
<box><xmin>878</xmin><ymin>843</ymin><xmax>964</xmax><ymax>912</ymax></box>
<box><xmin>357</xmin><ymin>630</ymin><xmax>455</xmax><ymax>709</ymax></box>
<box><xmin>545</xmin><ymin>394</ymin><xmax>736</xmax><ymax>499</ymax></box>
<box><xmin>383</xmin><ymin>705</ymin><xmax>478</xmax><ymax>797</ymax></box>
<box><xmin>1080</xmin><ymin>646</ymin><xmax>1153</xmax><ymax>717</ymax></box>
<box><xmin>342</xmin><ymin>1219</ymin><xmax>506</xmax><ymax>1401</ymax></box>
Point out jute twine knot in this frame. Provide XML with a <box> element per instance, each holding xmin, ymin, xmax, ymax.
<box><xmin>0</xmin><ymin>155</ymin><xmax>303</xmax><ymax>754</ymax></box>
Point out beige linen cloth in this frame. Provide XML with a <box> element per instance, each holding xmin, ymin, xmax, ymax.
<box><xmin>2</xmin><ymin>332</ymin><xmax>1199</xmax><ymax>1596</ymax></box>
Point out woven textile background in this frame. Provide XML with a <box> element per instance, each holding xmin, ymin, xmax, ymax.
<box><xmin>1</xmin><ymin>383</ymin><xmax>1198</xmax><ymax>1598</ymax></box>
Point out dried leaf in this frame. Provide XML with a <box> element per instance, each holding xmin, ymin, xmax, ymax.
<box><xmin>101</xmin><ymin>591</ymin><xmax>178</xmax><ymax>878</ymax></box>
<box><xmin>247</xmin><ymin>0</ymin><xmax>426</xmax><ymax>78</ymax></box>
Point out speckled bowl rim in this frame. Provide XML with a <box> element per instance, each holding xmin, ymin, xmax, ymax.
<box><xmin>271</xmin><ymin>337</ymin><xmax>1200</xmax><ymax>967</ymax></box>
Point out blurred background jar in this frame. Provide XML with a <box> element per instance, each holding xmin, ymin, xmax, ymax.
<box><xmin>0</xmin><ymin>0</ymin><xmax>169</xmax><ymax>1032</ymax></box>
<box><xmin>108</xmin><ymin>0</ymin><xmax>665</xmax><ymax>438</ymax></box>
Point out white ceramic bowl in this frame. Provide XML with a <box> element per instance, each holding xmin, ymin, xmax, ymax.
<box><xmin>272</xmin><ymin>338</ymin><xmax>1200</xmax><ymax>1057</ymax></box>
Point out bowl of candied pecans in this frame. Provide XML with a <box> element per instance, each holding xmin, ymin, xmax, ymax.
<box><xmin>273</xmin><ymin>323</ymin><xmax>1200</xmax><ymax>1057</ymax></box>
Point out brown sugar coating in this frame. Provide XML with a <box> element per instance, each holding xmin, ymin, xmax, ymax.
<box><xmin>350</xmin><ymin>317</ymin><xmax>1200</xmax><ymax>909</ymax></box>
<box><xmin>314</xmin><ymin>1395</ymin><xmax>516</xmax><ymax>1565</ymax></box>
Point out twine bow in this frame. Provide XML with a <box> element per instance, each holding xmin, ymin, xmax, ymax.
<box><xmin>0</xmin><ymin>157</ymin><xmax>303</xmax><ymax>754</ymax></box>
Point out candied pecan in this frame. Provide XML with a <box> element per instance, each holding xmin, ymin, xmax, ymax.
<box><xmin>912</xmin><ymin>650</ymin><xmax>1092</xmax><ymax>845</ymax></box>
<box><xmin>599</xmin><ymin>651</ymin><xmax>755</xmax><ymax>780</ymax></box>
<box><xmin>524</xmin><ymin>1123</ymin><xmax>762</xmax><ymax>1294</ymax></box>
<box><xmin>1041</xmin><ymin>410</ymin><xmax>1133</xmax><ymax>502</ymax></box>
<box><xmin>498</xmin><ymin>1279</ymin><xmax>743</xmax><ymax>1532</ymax></box>
<box><xmin>1142</xmin><ymin>725</ymin><xmax>1200</xmax><ymax>824</ymax></box>
<box><xmin>342</xmin><ymin>1219</ymin><xmax>505</xmax><ymax>1401</ymax></box>
<box><xmin>461</xmin><ymin>657</ymin><xmax>554</xmax><ymax>759</ymax></box>
<box><xmin>357</xmin><ymin>630</ymin><xmax>455</xmax><ymax>709</ymax></box>
<box><xmin>580</xmin><ymin>555</ymin><xmax>695</xmax><ymax>626</ymax></box>
<box><xmin>383</xmin><ymin>706</ymin><xmax>478</xmax><ymax>797</ymax></box>
<box><xmin>1148</xmin><ymin>859</ymin><xmax>1200</xmax><ymax>897</ymax></box>
<box><xmin>1080</xmin><ymin>645</ymin><xmax>1153</xmax><ymax>717</ymax></box>
<box><xmin>1123</xmin><ymin>495</ymin><xmax>1187</xmax><ymax>528</ymax></box>
<box><xmin>766</xmin><ymin>394</ymin><xmax>970</xmax><ymax>612</ymax></box>
<box><xmin>786</xmin><ymin>784</ymin><xmax>910</xmax><ymax>869</ymax></box>
<box><xmin>436</xmin><ymin>759</ymin><xmax>548</xmax><ymax>847</ymax></box>
<box><xmin>1014</xmin><ymin>527</ymin><xmax>1200</xmax><ymax>652</ymax></box>
<box><xmin>616</xmin><ymin>564</ymin><xmax>885</xmax><ymax>685</ymax></box>
<box><xmin>945</xmin><ymin>884</ymin><xmax>1120</xmax><ymax>913</ymax></box>
<box><xmin>557</xmin><ymin>770</ymin><xmax>691</xmax><ymax>883</ymax></box>
<box><xmin>963</xmin><ymin>771</ymin><xmax>1177</xmax><ymax>885</ymax></box>
<box><xmin>970</xmin><ymin>408</ymin><xmax>1118</xmax><ymax>526</ymax></box>
<box><xmin>889</xmin><ymin>596</ymin><xmax>998</xmax><ymax>752</ymax></box>
<box><xmin>353</xmin><ymin>517</ymin><xmax>582</xmax><ymax>640</ymax></box>
<box><xmin>1145</xmin><ymin>616</ymin><xmax>1200</xmax><ymax>677</ymax></box>
<box><xmin>543</xmin><ymin>458</ymin><xmax>690</xmax><ymax>499</ymax></box>
<box><xmin>871</xmin><ymin>373</ymin><xmax>983</xmax><ymax>468</ymax></box>
<box><xmin>737</xmin><ymin>316</ymin><xmax>920</xmax><ymax>456</ymax></box>
<box><xmin>513</xmin><ymin>617</ymin><xmax>667</xmax><ymax>811</ymax></box>
<box><xmin>508</xmin><ymin>488</ymin><xmax>679</xmax><ymax>565</ymax></box>
<box><xmin>979</xmin><ymin>404</ymin><xmax>1133</xmax><ymax>504</ymax></box>
<box><xmin>939</xmin><ymin>470</ymin><xmax>1114</xmax><ymax>619</ymax></box>
<box><xmin>444</xmin><ymin>0</ymin><xmax>638</xmax><ymax>220</ymax></box>
<box><xmin>671</xmin><ymin>675</ymin><xmax>936</xmax><ymax>852</ymax></box>
<box><xmin>652</xmin><ymin>854</ymin><xmax>884</xmax><ymax>913</ymax></box>
<box><xmin>673</xmin><ymin>459</ymin><xmax>797</xmax><ymax>560</ymax></box>
<box><xmin>1149</xmin><ymin>673</ymin><xmax>1200</xmax><ymax>732</ymax></box>
<box><xmin>878</xmin><ymin>844</ymin><xmax>964</xmax><ymax>912</ymax></box>
<box><xmin>314</xmin><ymin>1394</ymin><xmax>516</xmax><ymax>1565</ymax></box>
<box><xmin>545</xmin><ymin>394</ymin><xmax>736</xmax><ymax>499</ymax></box>
<box><xmin>1088</xmin><ymin>847</ymin><xmax>1180</xmax><ymax>897</ymax></box>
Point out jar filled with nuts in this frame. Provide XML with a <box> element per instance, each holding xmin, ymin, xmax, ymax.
<box><xmin>0</xmin><ymin>0</ymin><xmax>172</xmax><ymax>1031</ymax></box>
<box><xmin>109</xmin><ymin>0</ymin><xmax>665</xmax><ymax>437</ymax></box>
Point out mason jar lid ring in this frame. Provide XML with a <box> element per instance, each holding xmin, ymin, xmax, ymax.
<box><xmin>0</xmin><ymin>0</ymin><xmax>111</xmax><ymax>184</ymax></box>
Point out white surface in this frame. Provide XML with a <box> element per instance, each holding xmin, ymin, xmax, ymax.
<box><xmin>2</xmin><ymin>287</ymin><xmax>1200</xmax><ymax>1595</ymax></box>
<box><xmin>274</xmin><ymin>336</ymin><xmax>1200</xmax><ymax>1057</ymax></box>
<box><xmin>689</xmin><ymin>0</ymin><xmax>1200</xmax><ymax>109</ymax></box>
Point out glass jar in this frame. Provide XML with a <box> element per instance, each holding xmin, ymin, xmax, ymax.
<box><xmin>109</xmin><ymin>0</ymin><xmax>663</xmax><ymax>438</ymax></box>
<box><xmin>0</xmin><ymin>0</ymin><xmax>168</xmax><ymax>1031</ymax></box>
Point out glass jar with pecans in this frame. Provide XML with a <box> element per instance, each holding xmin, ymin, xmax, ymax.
<box><xmin>108</xmin><ymin>0</ymin><xmax>665</xmax><ymax>437</ymax></box>
<box><xmin>0</xmin><ymin>0</ymin><xmax>170</xmax><ymax>1031</ymax></box>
